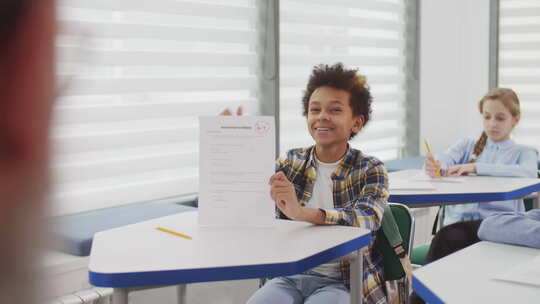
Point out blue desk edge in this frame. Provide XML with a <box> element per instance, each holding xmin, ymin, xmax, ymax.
<box><xmin>89</xmin><ymin>230</ymin><xmax>372</xmax><ymax>288</ymax></box>
<box><xmin>412</xmin><ymin>276</ymin><xmax>445</xmax><ymax>304</ymax></box>
<box><xmin>389</xmin><ymin>182</ymin><xmax>540</xmax><ymax>204</ymax></box>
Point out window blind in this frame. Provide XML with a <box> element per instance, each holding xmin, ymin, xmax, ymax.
<box><xmin>279</xmin><ymin>0</ymin><xmax>406</xmax><ymax>160</ymax></box>
<box><xmin>499</xmin><ymin>0</ymin><xmax>540</xmax><ymax>150</ymax></box>
<box><xmin>52</xmin><ymin>0</ymin><xmax>259</xmax><ymax>215</ymax></box>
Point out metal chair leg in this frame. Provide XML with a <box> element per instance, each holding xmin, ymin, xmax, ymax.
<box><xmin>177</xmin><ymin>284</ymin><xmax>186</xmax><ymax>304</ymax></box>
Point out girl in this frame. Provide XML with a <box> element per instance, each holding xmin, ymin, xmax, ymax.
<box><xmin>410</xmin><ymin>88</ymin><xmax>538</xmax><ymax>304</ymax></box>
<box><xmin>425</xmin><ymin>88</ymin><xmax>538</xmax><ymax>228</ymax></box>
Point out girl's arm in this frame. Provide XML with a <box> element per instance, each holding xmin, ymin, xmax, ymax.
<box><xmin>321</xmin><ymin>162</ymin><xmax>387</xmax><ymax>231</ymax></box>
<box><xmin>478</xmin><ymin>210</ymin><xmax>540</xmax><ymax>249</ymax></box>
<box><xmin>435</xmin><ymin>138</ymin><xmax>474</xmax><ymax>169</ymax></box>
<box><xmin>475</xmin><ymin>148</ymin><xmax>538</xmax><ymax>177</ymax></box>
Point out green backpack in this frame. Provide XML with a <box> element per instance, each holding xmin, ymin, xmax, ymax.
<box><xmin>375</xmin><ymin>203</ymin><xmax>414</xmax><ymax>302</ymax></box>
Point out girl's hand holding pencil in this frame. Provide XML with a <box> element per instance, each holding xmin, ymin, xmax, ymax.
<box><xmin>424</xmin><ymin>139</ymin><xmax>445</xmax><ymax>178</ymax></box>
<box><xmin>425</xmin><ymin>153</ymin><xmax>445</xmax><ymax>178</ymax></box>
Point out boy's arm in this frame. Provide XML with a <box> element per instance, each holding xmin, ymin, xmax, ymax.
<box><xmin>477</xmin><ymin>210</ymin><xmax>540</xmax><ymax>249</ymax></box>
<box><xmin>319</xmin><ymin>163</ymin><xmax>388</xmax><ymax>231</ymax></box>
<box><xmin>297</xmin><ymin>207</ymin><xmax>326</xmax><ymax>224</ymax></box>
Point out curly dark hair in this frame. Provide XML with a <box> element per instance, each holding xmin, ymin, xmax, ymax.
<box><xmin>301</xmin><ymin>63</ymin><xmax>372</xmax><ymax>139</ymax></box>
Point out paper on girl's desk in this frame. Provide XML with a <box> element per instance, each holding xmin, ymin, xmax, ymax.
<box><xmin>198</xmin><ymin>116</ymin><xmax>276</xmax><ymax>228</ymax></box>
<box><xmin>411</xmin><ymin>171</ymin><xmax>465</xmax><ymax>183</ymax></box>
<box><xmin>494</xmin><ymin>254</ymin><xmax>540</xmax><ymax>287</ymax></box>
<box><xmin>389</xmin><ymin>171</ymin><xmax>465</xmax><ymax>190</ymax></box>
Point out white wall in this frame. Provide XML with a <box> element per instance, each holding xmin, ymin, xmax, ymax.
<box><xmin>420</xmin><ymin>0</ymin><xmax>491</xmax><ymax>154</ymax></box>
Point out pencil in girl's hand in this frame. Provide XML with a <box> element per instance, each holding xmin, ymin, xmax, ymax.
<box><xmin>424</xmin><ymin>139</ymin><xmax>442</xmax><ymax>177</ymax></box>
<box><xmin>423</xmin><ymin>139</ymin><xmax>432</xmax><ymax>153</ymax></box>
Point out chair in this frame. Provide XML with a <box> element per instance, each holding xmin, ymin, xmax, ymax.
<box><xmin>410</xmin><ymin>244</ymin><xmax>430</xmax><ymax>266</ymax></box>
<box><xmin>411</xmin><ymin>208</ymin><xmax>440</xmax><ymax>266</ymax></box>
<box><xmin>376</xmin><ymin>203</ymin><xmax>415</xmax><ymax>304</ymax></box>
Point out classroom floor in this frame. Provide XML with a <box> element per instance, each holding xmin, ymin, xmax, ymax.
<box><xmin>129</xmin><ymin>279</ymin><xmax>259</xmax><ymax>304</ymax></box>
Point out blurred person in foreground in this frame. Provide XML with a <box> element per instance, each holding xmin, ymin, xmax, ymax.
<box><xmin>0</xmin><ymin>0</ymin><xmax>57</xmax><ymax>302</ymax></box>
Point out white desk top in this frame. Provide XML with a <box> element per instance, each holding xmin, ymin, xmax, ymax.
<box><xmin>89</xmin><ymin>211</ymin><xmax>371</xmax><ymax>287</ymax></box>
<box><xmin>388</xmin><ymin>170</ymin><xmax>540</xmax><ymax>206</ymax></box>
<box><xmin>413</xmin><ymin>241</ymin><xmax>540</xmax><ymax>303</ymax></box>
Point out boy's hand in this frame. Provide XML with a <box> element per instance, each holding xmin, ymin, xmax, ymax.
<box><xmin>424</xmin><ymin>152</ymin><xmax>443</xmax><ymax>178</ymax></box>
<box><xmin>269</xmin><ymin>172</ymin><xmax>304</xmax><ymax>220</ymax></box>
<box><xmin>446</xmin><ymin>163</ymin><xmax>476</xmax><ymax>176</ymax></box>
<box><xmin>219</xmin><ymin>106</ymin><xmax>243</xmax><ymax>116</ymax></box>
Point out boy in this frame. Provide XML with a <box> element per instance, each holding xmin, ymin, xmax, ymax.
<box><xmin>245</xmin><ymin>63</ymin><xmax>389</xmax><ymax>304</ymax></box>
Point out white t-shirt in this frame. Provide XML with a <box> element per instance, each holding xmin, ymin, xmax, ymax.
<box><xmin>309</xmin><ymin>154</ymin><xmax>343</xmax><ymax>279</ymax></box>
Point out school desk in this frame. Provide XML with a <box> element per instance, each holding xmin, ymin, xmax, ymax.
<box><xmin>388</xmin><ymin>169</ymin><xmax>540</xmax><ymax>207</ymax></box>
<box><xmin>413</xmin><ymin>241</ymin><xmax>540</xmax><ymax>303</ymax></box>
<box><xmin>88</xmin><ymin>211</ymin><xmax>372</xmax><ymax>304</ymax></box>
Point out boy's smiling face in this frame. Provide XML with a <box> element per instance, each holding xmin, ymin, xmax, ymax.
<box><xmin>307</xmin><ymin>86</ymin><xmax>364</xmax><ymax>149</ymax></box>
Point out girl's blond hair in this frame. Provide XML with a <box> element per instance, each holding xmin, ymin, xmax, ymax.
<box><xmin>469</xmin><ymin>88</ymin><xmax>520</xmax><ymax>163</ymax></box>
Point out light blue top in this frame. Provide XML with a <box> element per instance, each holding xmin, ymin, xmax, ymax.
<box><xmin>478</xmin><ymin>209</ymin><xmax>540</xmax><ymax>249</ymax></box>
<box><xmin>435</xmin><ymin>137</ymin><xmax>538</xmax><ymax>226</ymax></box>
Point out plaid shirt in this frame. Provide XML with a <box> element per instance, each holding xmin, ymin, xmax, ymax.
<box><xmin>276</xmin><ymin>145</ymin><xmax>389</xmax><ymax>304</ymax></box>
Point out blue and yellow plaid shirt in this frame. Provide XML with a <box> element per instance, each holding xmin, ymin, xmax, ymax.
<box><xmin>276</xmin><ymin>145</ymin><xmax>389</xmax><ymax>304</ymax></box>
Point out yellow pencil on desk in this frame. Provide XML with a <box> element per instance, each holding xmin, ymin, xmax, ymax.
<box><xmin>156</xmin><ymin>227</ymin><xmax>192</xmax><ymax>240</ymax></box>
<box><xmin>423</xmin><ymin>139</ymin><xmax>442</xmax><ymax>177</ymax></box>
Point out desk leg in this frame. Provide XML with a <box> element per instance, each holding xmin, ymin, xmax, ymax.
<box><xmin>350</xmin><ymin>249</ymin><xmax>363</xmax><ymax>304</ymax></box>
<box><xmin>177</xmin><ymin>284</ymin><xmax>186</xmax><ymax>304</ymax></box>
<box><xmin>112</xmin><ymin>288</ymin><xmax>128</xmax><ymax>304</ymax></box>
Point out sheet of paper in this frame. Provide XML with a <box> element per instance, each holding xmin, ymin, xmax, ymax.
<box><xmin>198</xmin><ymin>116</ymin><xmax>276</xmax><ymax>228</ymax></box>
<box><xmin>411</xmin><ymin>171</ymin><xmax>465</xmax><ymax>183</ymax></box>
<box><xmin>494</xmin><ymin>254</ymin><xmax>540</xmax><ymax>287</ymax></box>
